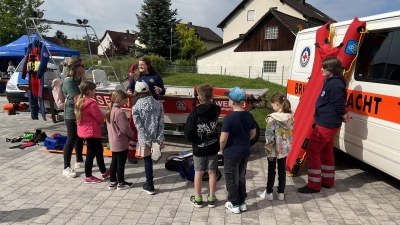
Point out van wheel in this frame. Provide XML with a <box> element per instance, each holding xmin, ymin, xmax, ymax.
<box><xmin>250</xmin><ymin>121</ymin><xmax>260</xmax><ymax>146</ymax></box>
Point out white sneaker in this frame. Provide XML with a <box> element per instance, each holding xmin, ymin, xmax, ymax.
<box><xmin>257</xmin><ymin>190</ymin><xmax>273</xmax><ymax>200</ymax></box>
<box><xmin>63</xmin><ymin>167</ymin><xmax>76</xmax><ymax>178</ymax></box>
<box><xmin>75</xmin><ymin>161</ymin><xmax>85</xmax><ymax>169</ymax></box>
<box><xmin>278</xmin><ymin>193</ymin><xmax>284</xmax><ymax>201</ymax></box>
<box><xmin>151</xmin><ymin>141</ymin><xmax>162</xmax><ymax>163</ymax></box>
<box><xmin>239</xmin><ymin>202</ymin><xmax>247</xmax><ymax>211</ymax></box>
<box><xmin>225</xmin><ymin>202</ymin><xmax>240</xmax><ymax>214</ymax></box>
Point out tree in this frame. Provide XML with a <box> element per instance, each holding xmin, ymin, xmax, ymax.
<box><xmin>0</xmin><ymin>0</ymin><xmax>50</xmax><ymax>45</ymax></box>
<box><xmin>104</xmin><ymin>35</ymin><xmax>129</xmax><ymax>57</ymax></box>
<box><xmin>82</xmin><ymin>34</ymin><xmax>96</xmax><ymax>42</ymax></box>
<box><xmin>176</xmin><ymin>23</ymin><xmax>207</xmax><ymax>60</ymax></box>
<box><xmin>135</xmin><ymin>0</ymin><xmax>180</xmax><ymax>60</ymax></box>
<box><xmin>54</xmin><ymin>30</ymin><xmax>67</xmax><ymax>39</ymax></box>
<box><xmin>63</xmin><ymin>36</ymin><xmax>89</xmax><ymax>55</ymax></box>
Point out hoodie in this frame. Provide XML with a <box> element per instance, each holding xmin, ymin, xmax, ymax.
<box><xmin>107</xmin><ymin>103</ymin><xmax>134</xmax><ymax>152</ymax></box>
<box><xmin>77</xmin><ymin>98</ymin><xmax>104</xmax><ymax>138</ymax></box>
<box><xmin>265</xmin><ymin>112</ymin><xmax>294</xmax><ymax>159</ymax></box>
<box><xmin>314</xmin><ymin>74</ymin><xmax>347</xmax><ymax>128</ymax></box>
<box><xmin>132</xmin><ymin>96</ymin><xmax>164</xmax><ymax>147</ymax></box>
<box><xmin>184</xmin><ymin>103</ymin><xmax>221</xmax><ymax>157</ymax></box>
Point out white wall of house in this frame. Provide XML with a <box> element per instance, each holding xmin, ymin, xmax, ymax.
<box><xmin>204</xmin><ymin>41</ymin><xmax>222</xmax><ymax>50</ymax></box>
<box><xmin>97</xmin><ymin>33</ymin><xmax>112</xmax><ymax>55</ymax></box>
<box><xmin>222</xmin><ymin>0</ymin><xmax>303</xmax><ymax>43</ymax></box>
<box><xmin>196</xmin><ymin>42</ymin><xmax>292</xmax><ymax>86</ymax></box>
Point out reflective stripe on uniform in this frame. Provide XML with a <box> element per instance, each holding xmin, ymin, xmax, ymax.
<box><xmin>322</xmin><ymin>173</ymin><xmax>335</xmax><ymax>178</ymax></box>
<box><xmin>308</xmin><ymin>177</ymin><xmax>322</xmax><ymax>182</ymax></box>
<box><xmin>322</xmin><ymin>165</ymin><xmax>335</xmax><ymax>170</ymax></box>
<box><xmin>308</xmin><ymin>169</ymin><xmax>321</xmax><ymax>174</ymax></box>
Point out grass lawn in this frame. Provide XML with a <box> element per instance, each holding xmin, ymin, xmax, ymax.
<box><xmin>162</xmin><ymin>73</ymin><xmax>287</xmax><ymax>129</ymax></box>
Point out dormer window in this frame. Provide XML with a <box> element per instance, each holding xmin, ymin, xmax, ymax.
<box><xmin>265</xmin><ymin>26</ymin><xmax>278</xmax><ymax>39</ymax></box>
<box><xmin>247</xmin><ymin>10</ymin><xmax>255</xmax><ymax>21</ymax></box>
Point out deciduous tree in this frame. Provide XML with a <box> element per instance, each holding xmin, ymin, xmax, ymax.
<box><xmin>0</xmin><ymin>0</ymin><xmax>50</xmax><ymax>45</ymax></box>
<box><xmin>176</xmin><ymin>23</ymin><xmax>207</xmax><ymax>60</ymax></box>
<box><xmin>104</xmin><ymin>35</ymin><xmax>129</xmax><ymax>57</ymax></box>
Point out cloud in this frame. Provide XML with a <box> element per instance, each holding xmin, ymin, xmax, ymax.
<box><xmin>40</xmin><ymin>0</ymin><xmax>400</xmax><ymax>41</ymax></box>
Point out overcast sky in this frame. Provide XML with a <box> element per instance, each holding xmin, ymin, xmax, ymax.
<box><xmin>40</xmin><ymin>0</ymin><xmax>400</xmax><ymax>40</ymax></box>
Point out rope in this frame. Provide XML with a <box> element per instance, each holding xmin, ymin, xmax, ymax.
<box><xmin>343</xmin><ymin>28</ymin><xmax>368</xmax><ymax>76</ymax></box>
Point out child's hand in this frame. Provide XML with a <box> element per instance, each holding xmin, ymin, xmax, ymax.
<box><xmin>342</xmin><ymin>114</ymin><xmax>353</xmax><ymax>123</ymax></box>
<box><xmin>160</xmin><ymin>142</ymin><xmax>165</xmax><ymax>150</ymax></box>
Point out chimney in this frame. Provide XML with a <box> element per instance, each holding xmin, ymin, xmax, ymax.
<box><xmin>126</xmin><ymin>30</ymin><xmax>129</xmax><ymax>34</ymax></box>
<box><xmin>187</xmin><ymin>22</ymin><xmax>192</xmax><ymax>26</ymax></box>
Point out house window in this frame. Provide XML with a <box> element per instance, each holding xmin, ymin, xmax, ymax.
<box><xmin>263</xmin><ymin>61</ymin><xmax>277</xmax><ymax>73</ymax></box>
<box><xmin>247</xmin><ymin>10</ymin><xmax>255</xmax><ymax>21</ymax></box>
<box><xmin>265</xmin><ymin>27</ymin><xmax>278</xmax><ymax>39</ymax></box>
<box><xmin>354</xmin><ymin>30</ymin><xmax>400</xmax><ymax>84</ymax></box>
<box><xmin>107</xmin><ymin>37</ymin><xmax>110</xmax><ymax>42</ymax></box>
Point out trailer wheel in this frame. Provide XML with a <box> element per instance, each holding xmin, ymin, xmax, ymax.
<box><xmin>250</xmin><ymin>121</ymin><xmax>260</xmax><ymax>146</ymax></box>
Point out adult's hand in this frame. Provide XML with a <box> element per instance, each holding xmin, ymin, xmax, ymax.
<box><xmin>154</xmin><ymin>86</ymin><xmax>162</xmax><ymax>94</ymax></box>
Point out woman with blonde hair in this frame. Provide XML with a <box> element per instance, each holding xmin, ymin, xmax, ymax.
<box><xmin>75</xmin><ymin>80</ymin><xmax>109</xmax><ymax>183</ymax></box>
<box><xmin>105</xmin><ymin>90</ymin><xmax>134</xmax><ymax>190</ymax></box>
<box><xmin>61</xmin><ymin>57</ymin><xmax>86</xmax><ymax>178</ymax></box>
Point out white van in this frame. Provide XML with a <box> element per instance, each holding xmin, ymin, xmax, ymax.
<box><xmin>287</xmin><ymin>11</ymin><xmax>400</xmax><ymax>180</ymax></box>
<box><xmin>6</xmin><ymin>56</ymin><xmax>66</xmax><ymax>103</ymax></box>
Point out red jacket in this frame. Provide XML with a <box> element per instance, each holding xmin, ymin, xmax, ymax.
<box><xmin>77</xmin><ymin>98</ymin><xmax>104</xmax><ymax>138</ymax></box>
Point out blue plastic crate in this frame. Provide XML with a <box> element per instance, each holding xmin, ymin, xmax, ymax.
<box><xmin>54</xmin><ymin>136</ymin><xmax>67</xmax><ymax>149</ymax></box>
<box><xmin>44</xmin><ymin>138</ymin><xmax>59</xmax><ymax>150</ymax></box>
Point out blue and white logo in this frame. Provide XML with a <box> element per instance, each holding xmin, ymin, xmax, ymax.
<box><xmin>300</xmin><ymin>47</ymin><xmax>311</xmax><ymax>67</ymax></box>
<box><xmin>345</xmin><ymin>40</ymin><xmax>359</xmax><ymax>55</ymax></box>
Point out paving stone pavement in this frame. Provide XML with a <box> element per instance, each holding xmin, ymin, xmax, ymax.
<box><xmin>1</xmin><ymin>96</ymin><xmax>400</xmax><ymax>225</ymax></box>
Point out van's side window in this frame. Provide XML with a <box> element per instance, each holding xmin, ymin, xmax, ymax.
<box><xmin>354</xmin><ymin>30</ymin><xmax>400</xmax><ymax>85</ymax></box>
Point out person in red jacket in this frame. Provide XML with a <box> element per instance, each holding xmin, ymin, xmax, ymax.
<box><xmin>75</xmin><ymin>80</ymin><xmax>110</xmax><ymax>184</ymax></box>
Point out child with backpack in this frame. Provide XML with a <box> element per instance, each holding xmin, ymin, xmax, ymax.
<box><xmin>75</xmin><ymin>80</ymin><xmax>110</xmax><ymax>183</ymax></box>
<box><xmin>132</xmin><ymin>81</ymin><xmax>164</xmax><ymax>195</ymax></box>
<box><xmin>257</xmin><ymin>92</ymin><xmax>294</xmax><ymax>201</ymax></box>
<box><xmin>105</xmin><ymin>90</ymin><xmax>134</xmax><ymax>190</ymax></box>
<box><xmin>184</xmin><ymin>83</ymin><xmax>221</xmax><ymax>208</ymax></box>
<box><xmin>220</xmin><ymin>87</ymin><xmax>256</xmax><ymax>214</ymax></box>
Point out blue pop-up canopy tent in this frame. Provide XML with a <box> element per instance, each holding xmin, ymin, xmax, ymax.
<box><xmin>0</xmin><ymin>35</ymin><xmax>80</xmax><ymax>57</ymax></box>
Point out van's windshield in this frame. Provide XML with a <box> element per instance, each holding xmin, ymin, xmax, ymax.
<box><xmin>16</xmin><ymin>57</ymin><xmax>65</xmax><ymax>72</ymax></box>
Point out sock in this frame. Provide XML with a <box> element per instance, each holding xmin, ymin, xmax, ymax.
<box><xmin>195</xmin><ymin>196</ymin><xmax>202</xmax><ymax>202</ymax></box>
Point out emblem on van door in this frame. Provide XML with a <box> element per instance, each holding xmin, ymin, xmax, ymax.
<box><xmin>300</xmin><ymin>47</ymin><xmax>311</xmax><ymax>67</ymax></box>
<box><xmin>345</xmin><ymin>40</ymin><xmax>358</xmax><ymax>55</ymax></box>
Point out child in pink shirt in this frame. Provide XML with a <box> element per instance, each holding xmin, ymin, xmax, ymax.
<box><xmin>75</xmin><ymin>80</ymin><xmax>110</xmax><ymax>183</ymax></box>
<box><xmin>105</xmin><ymin>90</ymin><xmax>134</xmax><ymax>190</ymax></box>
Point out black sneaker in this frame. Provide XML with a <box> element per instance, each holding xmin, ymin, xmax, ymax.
<box><xmin>207</xmin><ymin>195</ymin><xmax>217</xmax><ymax>208</ymax></box>
<box><xmin>117</xmin><ymin>182</ymin><xmax>133</xmax><ymax>190</ymax></box>
<box><xmin>142</xmin><ymin>184</ymin><xmax>155</xmax><ymax>195</ymax></box>
<box><xmin>190</xmin><ymin>196</ymin><xmax>203</xmax><ymax>208</ymax></box>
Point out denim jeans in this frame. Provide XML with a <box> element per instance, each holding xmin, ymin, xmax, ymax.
<box><xmin>63</xmin><ymin>119</ymin><xmax>83</xmax><ymax>169</ymax></box>
<box><xmin>144</xmin><ymin>156</ymin><xmax>154</xmax><ymax>186</ymax></box>
<box><xmin>110</xmin><ymin>150</ymin><xmax>128</xmax><ymax>183</ymax></box>
<box><xmin>266</xmin><ymin>157</ymin><xmax>286</xmax><ymax>194</ymax></box>
<box><xmin>224</xmin><ymin>157</ymin><xmax>249</xmax><ymax>206</ymax></box>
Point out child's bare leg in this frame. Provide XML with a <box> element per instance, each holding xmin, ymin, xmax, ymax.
<box><xmin>208</xmin><ymin>170</ymin><xmax>216</xmax><ymax>197</ymax></box>
<box><xmin>194</xmin><ymin>171</ymin><xmax>204</xmax><ymax>198</ymax></box>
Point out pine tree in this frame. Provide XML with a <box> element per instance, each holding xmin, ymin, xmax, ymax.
<box><xmin>135</xmin><ymin>0</ymin><xmax>180</xmax><ymax>60</ymax></box>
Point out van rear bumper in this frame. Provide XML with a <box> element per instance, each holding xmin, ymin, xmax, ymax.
<box><xmin>5</xmin><ymin>91</ymin><xmax>28</xmax><ymax>103</ymax></box>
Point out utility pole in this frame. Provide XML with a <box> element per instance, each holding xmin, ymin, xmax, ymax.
<box><xmin>170</xmin><ymin>27</ymin><xmax>173</xmax><ymax>62</ymax></box>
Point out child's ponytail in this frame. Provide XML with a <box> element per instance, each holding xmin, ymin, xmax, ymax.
<box><xmin>74</xmin><ymin>93</ymin><xmax>85</xmax><ymax>124</ymax></box>
<box><xmin>105</xmin><ymin>102</ymin><xmax>113</xmax><ymax>123</ymax></box>
<box><xmin>282</xmin><ymin>98</ymin><xmax>292</xmax><ymax>114</ymax></box>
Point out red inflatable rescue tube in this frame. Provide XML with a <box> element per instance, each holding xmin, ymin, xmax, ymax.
<box><xmin>286</xmin><ymin>18</ymin><xmax>366</xmax><ymax>176</ymax></box>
